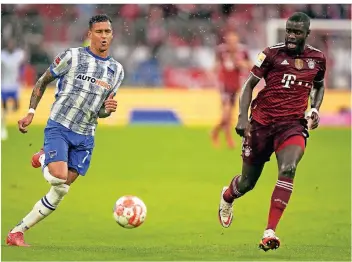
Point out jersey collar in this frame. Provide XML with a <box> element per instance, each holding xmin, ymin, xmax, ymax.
<box><xmin>85</xmin><ymin>47</ymin><xmax>110</xmax><ymax>61</ymax></box>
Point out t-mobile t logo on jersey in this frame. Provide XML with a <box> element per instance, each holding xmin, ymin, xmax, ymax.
<box><xmin>281</xmin><ymin>74</ymin><xmax>297</xmax><ymax>88</ymax></box>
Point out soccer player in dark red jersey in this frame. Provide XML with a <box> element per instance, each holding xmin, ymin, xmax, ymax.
<box><xmin>218</xmin><ymin>12</ymin><xmax>325</xmax><ymax>251</ymax></box>
<box><xmin>211</xmin><ymin>31</ymin><xmax>251</xmax><ymax>149</ymax></box>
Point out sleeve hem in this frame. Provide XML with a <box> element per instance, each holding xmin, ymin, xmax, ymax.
<box><xmin>50</xmin><ymin>65</ymin><xmax>59</xmax><ymax>79</ymax></box>
<box><xmin>250</xmin><ymin>71</ymin><xmax>262</xmax><ymax>80</ymax></box>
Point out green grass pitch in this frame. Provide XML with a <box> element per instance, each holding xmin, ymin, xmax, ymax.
<box><xmin>1</xmin><ymin>125</ymin><xmax>351</xmax><ymax>261</ymax></box>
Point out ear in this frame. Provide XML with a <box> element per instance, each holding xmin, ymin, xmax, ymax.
<box><xmin>88</xmin><ymin>30</ymin><xmax>92</xmax><ymax>39</ymax></box>
<box><xmin>306</xmin><ymin>29</ymin><xmax>311</xmax><ymax>37</ymax></box>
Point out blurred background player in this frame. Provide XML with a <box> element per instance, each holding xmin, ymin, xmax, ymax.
<box><xmin>218</xmin><ymin>12</ymin><xmax>326</xmax><ymax>251</ymax></box>
<box><xmin>1</xmin><ymin>39</ymin><xmax>26</xmax><ymax>140</ymax></box>
<box><xmin>6</xmin><ymin>14</ymin><xmax>124</xmax><ymax>246</ymax></box>
<box><xmin>211</xmin><ymin>31</ymin><xmax>251</xmax><ymax>149</ymax></box>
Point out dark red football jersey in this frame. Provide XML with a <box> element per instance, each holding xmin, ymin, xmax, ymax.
<box><xmin>216</xmin><ymin>43</ymin><xmax>249</xmax><ymax>92</ymax></box>
<box><xmin>250</xmin><ymin>43</ymin><xmax>326</xmax><ymax>125</ymax></box>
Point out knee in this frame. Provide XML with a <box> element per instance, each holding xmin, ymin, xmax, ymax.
<box><xmin>46</xmin><ymin>164</ymin><xmax>68</xmax><ymax>186</ymax></box>
<box><xmin>53</xmin><ymin>184</ymin><xmax>70</xmax><ymax>197</ymax></box>
<box><xmin>279</xmin><ymin>164</ymin><xmax>297</xmax><ymax>179</ymax></box>
<box><xmin>221</xmin><ymin>116</ymin><xmax>230</xmax><ymax>125</ymax></box>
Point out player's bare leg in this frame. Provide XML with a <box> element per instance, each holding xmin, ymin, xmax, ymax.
<box><xmin>259</xmin><ymin>139</ymin><xmax>304</xmax><ymax>251</ymax></box>
<box><xmin>211</xmin><ymin>103</ymin><xmax>227</xmax><ymax>148</ymax></box>
<box><xmin>6</xmin><ymin>156</ymin><xmax>73</xmax><ymax>247</ymax></box>
<box><xmin>211</xmin><ymin>119</ymin><xmax>225</xmax><ymax>148</ymax></box>
<box><xmin>218</xmin><ymin>162</ymin><xmax>264</xmax><ymax>227</ymax></box>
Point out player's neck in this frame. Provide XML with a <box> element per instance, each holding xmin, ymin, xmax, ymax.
<box><xmin>88</xmin><ymin>46</ymin><xmax>109</xmax><ymax>59</ymax></box>
<box><xmin>297</xmin><ymin>45</ymin><xmax>305</xmax><ymax>55</ymax></box>
<box><xmin>288</xmin><ymin>45</ymin><xmax>306</xmax><ymax>56</ymax></box>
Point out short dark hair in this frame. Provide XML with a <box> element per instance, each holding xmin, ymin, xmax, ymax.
<box><xmin>89</xmin><ymin>14</ymin><xmax>112</xmax><ymax>29</ymax></box>
<box><xmin>288</xmin><ymin>12</ymin><xmax>311</xmax><ymax>29</ymax></box>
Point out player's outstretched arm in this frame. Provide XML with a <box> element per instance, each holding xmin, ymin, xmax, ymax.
<box><xmin>29</xmin><ymin>69</ymin><xmax>56</xmax><ymax>110</ymax></box>
<box><xmin>235</xmin><ymin>73</ymin><xmax>260</xmax><ymax>137</ymax></box>
<box><xmin>18</xmin><ymin>69</ymin><xmax>55</xmax><ymax>133</ymax></box>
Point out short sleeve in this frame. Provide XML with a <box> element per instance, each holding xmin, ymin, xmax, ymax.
<box><xmin>314</xmin><ymin>55</ymin><xmax>326</xmax><ymax>83</ymax></box>
<box><xmin>50</xmin><ymin>49</ymin><xmax>72</xmax><ymax>79</ymax></box>
<box><xmin>111</xmin><ymin>65</ymin><xmax>124</xmax><ymax>96</ymax></box>
<box><xmin>250</xmin><ymin>47</ymin><xmax>272</xmax><ymax>79</ymax></box>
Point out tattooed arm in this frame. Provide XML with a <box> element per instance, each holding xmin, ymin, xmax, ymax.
<box><xmin>29</xmin><ymin>69</ymin><xmax>56</xmax><ymax>110</ymax></box>
<box><xmin>18</xmin><ymin>69</ymin><xmax>56</xmax><ymax>133</ymax></box>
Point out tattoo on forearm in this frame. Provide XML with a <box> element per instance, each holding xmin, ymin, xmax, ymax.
<box><xmin>29</xmin><ymin>69</ymin><xmax>55</xmax><ymax>110</ymax></box>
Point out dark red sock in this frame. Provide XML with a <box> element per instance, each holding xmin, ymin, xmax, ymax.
<box><xmin>223</xmin><ymin>175</ymin><xmax>243</xmax><ymax>203</ymax></box>
<box><xmin>266</xmin><ymin>176</ymin><xmax>294</xmax><ymax>231</ymax></box>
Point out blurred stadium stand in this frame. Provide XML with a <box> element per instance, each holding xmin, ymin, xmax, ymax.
<box><xmin>1</xmin><ymin>4</ymin><xmax>351</xmax><ymax>89</ymax></box>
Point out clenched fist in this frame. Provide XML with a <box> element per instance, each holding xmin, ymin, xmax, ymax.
<box><xmin>104</xmin><ymin>92</ymin><xmax>118</xmax><ymax>114</ymax></box>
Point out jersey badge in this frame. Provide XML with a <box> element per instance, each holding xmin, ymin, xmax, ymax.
<box><xmin>295</xmin><ymin>59</ymin><xmax>304</xmax><ymax>70</ymax></box>
<box><xmin>307</xmin><ymin>59</ymin><xmax>315</xmax><ymax>69</ymax></box>
<box><xmin>255</xmin><ymin>52</ymin><xmax>266</xmax><ymax>67</ymax></box>
<box><xmin>54</xmin><ymin>56</ymin><xmax>61</xmax><ymax>65</ymax></box>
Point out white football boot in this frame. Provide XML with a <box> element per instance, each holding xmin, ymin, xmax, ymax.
<box><xmin>218</xmin><ymin>186</ymin><xmax>234</xmax><ymax>228</ymax></box>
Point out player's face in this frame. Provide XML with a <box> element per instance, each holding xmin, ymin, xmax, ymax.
<box><xmin>225</xmin><ymin>32</ymin><xmax>239</xmax><ymax>50</ymax></box>
<box><xmin>89</xmin><ymin>21</ymin><xmax>113</xmax><ymax>53</ymax></box>
<box><xmin>285</xmin><ymin>21</ymin><xmax>309</xmax><ymax>53</ymax></box>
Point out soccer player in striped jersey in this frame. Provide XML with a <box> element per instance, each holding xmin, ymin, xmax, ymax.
<box><xmin>217</xmin><ymin>12</ymin><xmax>326</xmax><ymax>251</ymax></box>
<box><xmin>6</xmin><ymin>14</ymin><xmax>124</xmax><ymax>246</ymax></box>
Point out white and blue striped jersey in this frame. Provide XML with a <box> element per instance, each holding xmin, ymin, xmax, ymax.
<box><xmin>49</xmin><ymin>47</ymin><xmax>124</xmax><ymax>136</ymax></box>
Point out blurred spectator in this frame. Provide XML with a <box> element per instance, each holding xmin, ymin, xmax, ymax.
<box><xmin>1</xmin><ymin>38</ymin><xmax>26</xmax><ymax>111</ymax></box>
<box><xmin>1</xmin><ymin>4</ymin><xmax>350</xmax><ymax>89</ymax></box>
<box><xmin>132</xmin><ymin>46</ymin><xmax>163</xmax><ymax>87</ymax></box>
<box><xmin>145</xmin><ymin>5</ymin><xmax>166</xmax><ymax>53</ymax></box>
<box><xmin>1</xmin><ymin>38</ymin><xmax>27</xmax><ymax>140</ymax></box>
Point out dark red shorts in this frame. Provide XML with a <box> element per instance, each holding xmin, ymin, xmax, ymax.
<box><xmin>220</xmin><ymin>88</ymin><xmax>238</xmax><ymax>106</ymax></box>
<box><xmin>241</xmin><ymin>119</ymin><xmax>309</xmax><ymax>165</ymax></box>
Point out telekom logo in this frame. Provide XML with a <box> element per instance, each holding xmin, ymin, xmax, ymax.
<box><xmin>281</xmin><ymin>74</ymin><xmax>297</xmax><ymax>88</ymax></box>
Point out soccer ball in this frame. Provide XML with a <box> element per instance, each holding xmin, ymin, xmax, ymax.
<box><xmin>113</xmin><ymin>195</ymin><xmax>147</xmax><ymax>229</ymax></box>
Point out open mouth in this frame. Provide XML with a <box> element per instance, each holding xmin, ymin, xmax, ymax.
<box><xmin>101</xmin><ymin>40</ymin><xmax>107</xmax><ymax>46</ymax></box>
<box><xmin>287</xmin><ymin>42</ymin><xmax>297</xmax><ymax>49</ymax></box>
